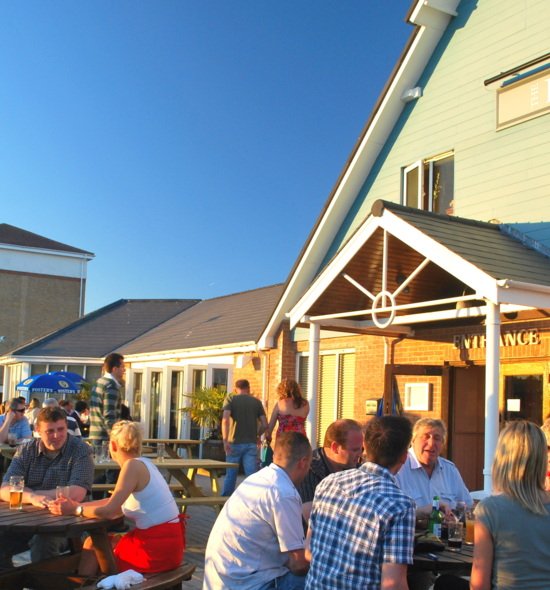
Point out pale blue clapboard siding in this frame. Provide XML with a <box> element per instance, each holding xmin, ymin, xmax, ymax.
<box><xmin>324</xmin><ymin>0</ymin><xmax>550</xmax><ymax>264</ymax></box>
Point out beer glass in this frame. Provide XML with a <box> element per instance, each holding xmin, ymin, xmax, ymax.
<box><xmin>56</xmin><ymin>485</ymin><xmax>71</xmax><ymax>500</ymax></box>
<box><xmin>101</xmin><ymin>440</ymin><xmax>110</xmax><ymax>463</ymax></box>
<box><xmin>448</xmin><ymin>521</ymin><xmax>463</xmax><ymax>552</ymax></box>
<box><xmin>9</xmin><ymin>476</ymin><xmax>24</xmax><ymax>510</ymax></box>
<box><xmin>465</xmin><ymin>510</ymin><xmax>475</xmax><ymax>544</ymax></box>
<box><xmin>157</xmin><ymin>442</ymin><xmax>166</xmax><ymax>463</ymax></box>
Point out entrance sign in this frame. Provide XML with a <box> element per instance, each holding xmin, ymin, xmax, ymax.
<box><xmin>453</xmin><ymin>329</ymin><xmax>540</xmax><ymax>349</ymax></box>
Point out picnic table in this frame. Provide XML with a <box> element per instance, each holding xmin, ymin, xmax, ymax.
<box><xmin>142</xmin><ymin>438</ymin><xmax>200</xmax><ymax>459</ymax></box>
<box><xmin>0</xmin><ymin>499</ymin><xmax>124</xmax><ymax>586</ymax></box>
<box><xmin>93</xmin><ymin>457</ymin><xmax>237</xmax><ymax>498</ymax></box>
<box><xmin>412</xmin><ymin>543</ymin><xmax>473</xmax><ymax>575</ymax></box>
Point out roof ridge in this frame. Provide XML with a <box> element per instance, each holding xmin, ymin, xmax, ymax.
<box><xmin>0</xmin><ymin>223</ymin><xmax>94</xmax><ymax>256</ymax></box>
<box><xmin>197</xmin><ymin>283</ymin><xmax>284</xmax><ymax>304</ymax></box>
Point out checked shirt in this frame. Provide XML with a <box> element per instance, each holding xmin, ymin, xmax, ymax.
<box><xmin>305</xmin><ymin>461</ymin><xmax>415</xmax><ymax>590</ymax></box>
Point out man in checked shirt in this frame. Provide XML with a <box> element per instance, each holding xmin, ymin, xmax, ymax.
<box><xmin>305</xmin><ymin>416</ymin><xmax>415</xmax><ymax>590</ymax></box>
<box><xmin>0</xmin><ymin>406</ymin><xmax>94</xmax><ymax>566</ymax></box>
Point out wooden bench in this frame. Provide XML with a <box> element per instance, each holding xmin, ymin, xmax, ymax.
<box><xmin>0</xmin><ymin>561</ymin><xmax>196</xmax><ymax>590</ymax></box>
<box><xmin>175</xmin><ymin>495</ymin><xmax>228</xmax><ymax>513</ymax></box>
<box><xmin>92</xmin><ymin>483</ymin><xmax>187</xmax><ymax>493</ymax></box>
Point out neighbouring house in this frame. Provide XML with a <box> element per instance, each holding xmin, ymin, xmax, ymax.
<box><xmin>0</xmin><ymin>298</ymin><xmax>199</xmax><ymax>403</ymax></box>
<box><xmin>258</xmin><ymin>0</ymin><xmax>550</xmax><ymax>493</ymax></box>
<box><xmin>0</xmin><ymin>224</ymin><xmax>94</xmax><ymax>393</ymax></box>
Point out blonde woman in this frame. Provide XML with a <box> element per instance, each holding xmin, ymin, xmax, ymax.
<box><xmin>49</xmin><ymin>420</ymin><xmax>185</xmax><ymax>575</ymax></box>
<box><xmin>265</xmin><ymin>379</ymin><xmax>309</xmax><ymax>441</ymax></box>
<box><xmin>470</xmin><ymin>421</ymin><xmax>550</xmax><ymax>590</ymax></box>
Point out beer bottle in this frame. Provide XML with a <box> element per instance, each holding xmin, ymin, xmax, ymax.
<box><xmin>428</xmin><ymin>496</ymin><xmax>443</xmax><ymax>538</ymax></box>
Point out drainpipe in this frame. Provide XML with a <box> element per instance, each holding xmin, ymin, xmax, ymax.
<box><xmin>307</xmin><ymin>322</ymin><xmax>320</xmax><ymax>445</ymax></box>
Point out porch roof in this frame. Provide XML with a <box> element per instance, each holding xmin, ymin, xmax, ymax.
<box><xmin>288</xmin><ymin>201</ymin><xmax>550</xmax><ymax>332</ymax></box>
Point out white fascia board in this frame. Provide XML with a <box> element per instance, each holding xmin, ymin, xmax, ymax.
<box><xmin>288</xmin><ymin>217</ymin><xmax>381</xmax><ymax>329</ymax></box>
<box><xmin>495</xmin><ymin>286</ymin><xmax>550</xmax><ymax>310</ymax></box>
<box><xmin>0</xmin><ymin>355</ymin><xmax>102</xmax><ymax>366</ymax></box>
<box><xmin>410</xmin><ymin>0</ymin><xmax>460</xmax><ymax>26</ymax></box>
<box><xmin>259</xmin><ymin>6</ymin><xmax>457</xmax><ymax>350</ymax></box>
<box><xmin>0</xmin><ymin>248</ymin><xmax>92</xmax><ymax>279</ymax></box>
<box><xmin>123</xmin><ymin>342</ymin><xmax>257</xmax><ymax>363</ymax></box>
<box><xmin>379</xmin><ymin>210</ymin><xmax>500</xmax><ymax>302</ymax></box>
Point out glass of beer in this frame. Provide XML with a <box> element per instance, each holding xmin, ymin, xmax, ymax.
<box><xmin>157</xmin><ymin>443</ymin><xmax>166</xmax><ymax>463</ymax></box>
<box><xmin>448</xmin><ymin>521</ymin><xmax>463</xmax><ymax>552</ymax></box>
<box><xmin>9</xmin><ymin>476</ymin><xmax>24</xmax><ymax>511</ymax></box>
<box><xmin>465</xmin><ymin>510</ymin><xmax>475</xmax><ymax>544</ymax></box>
<box><xmin>56</xmin><ymin>485</ymin><xmax>71</xmax><ymax>500</ymax></box>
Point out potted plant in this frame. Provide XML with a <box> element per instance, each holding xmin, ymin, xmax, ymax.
<box><xmin>181</xmin><ymin>386</ymin><xmax>226</xmax><ymax>460</ymax></box>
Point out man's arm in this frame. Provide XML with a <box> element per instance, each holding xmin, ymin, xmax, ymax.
<box><xmin>0</xmin><ymin>413</ymin><xmax>14</xmax><ymax>443</ymax></box>
<box><xmin>380</xmin><ymin>563</ymin><xmax>409</xmax><ymax>590</ymax></box>
<box><xmin>221</xmin><ymin>409</ymin><xmax>232</xmax><ymax>455</ymax></box>
<box><xmin>286</xmin><ymin>549</ymin><xmax>309</xmax><ymax>576</ymax></box>
<box><xmin>258</xmin><ymin>414</ymin><xmax>268</xmax><ymax>437</ymax></box>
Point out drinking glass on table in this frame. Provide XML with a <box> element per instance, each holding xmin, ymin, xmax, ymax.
<box><xmin>157</xmin><ymin>442</ymin><xmax>166</xmax><ymax>463</ymax></box>
<box><xmin>447</xmin><ymin>521</ymin><xmax>463</xmax><ymax>552</ymax></box>
<box><xmin>7</xmin><ymin>432</ymin><xmax>18</xmax><ymax>446</ymax></box>
<box><xmin>9</xmin><ymin>476</ymin><xmax>24</xmax><ymax>511</ymax></box>
<box><xmin>101</xmin><ymin>440</ymin><xmax>110</xmax><ymax>463</ymax></box>
<box><xmin>56</xmin><ymin>485</ymin><xmax>71</xmax><ymax>500</ymax></box>
<box><xmin>465</xmin><ymin>509</ymin><xmax>475</xmax><ymax>544</ymax></box>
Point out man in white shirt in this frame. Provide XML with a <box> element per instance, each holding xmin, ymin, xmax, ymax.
<box><xmin>204</xmin><ymin>432</ymin><xmax>312</xmax><ymax>590</ymax></box>
<box><xmin>396</xmin><ymin>418</ymin><xmax>472</xmax><ymax>515</ymax></box>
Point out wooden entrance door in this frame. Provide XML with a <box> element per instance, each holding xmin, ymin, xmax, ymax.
<box><xmin>450</xmin><ymin>366</ymin><xmax>485</xmax><ymax>491</ymax></box>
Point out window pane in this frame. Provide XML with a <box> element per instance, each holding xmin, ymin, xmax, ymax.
<box><xmin>317</xmin><ymin>355</ymin><xmax>337</xmax><ymax>447</ymax></box>
<box><xmin>67</xmin><ymin>365</ymin><xmax>85</xmax><ymax>377</ymax></box>
<box><xmin>298</xmin><ymin>356</ymin><xmax>309</xmax><ymax>398</ymax></box>
<box><xmin>149</xmin><ymin>372</ymin><xmax>162</xmax><ymax>438</ymax></box>
<box><xmin>338</xmin><ymin>353</ymin><xmax>356</xmax><ymax>420</ymax></box>
<box><xmin>49</xmin><ymin>364</ymin><xmax>65</xmax><ymax>373</ymax></box>
<box><xmin>432</xmin><ymin>156</ymin><xmax>454</xmax><ymax>214</ymax></box>
<box><xmin>85</xmin><ymin>366</ymin><xmax>101</xmax><ymax>384</ymax></box>
<box><xmin>212</xmin><ymin>368</ymin><xmax>228</xmax><ymax>391</ymax></box>
<box><xmin>170</xmin><ymin>371</ymin><xmax>184</xmax><ymax>439</ymax></box>
<box><xmin>133</xmin><ymin>372</ymin><xmax>142</xmax><ymax>422</ymax></box>
<box><xmin>31</xmin><ymin>364</ymin><xmax>47</xmax><ymax>376</ymax></box>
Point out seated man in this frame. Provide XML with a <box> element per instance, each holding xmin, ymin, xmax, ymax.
<box><xmin>296</xmin><ymin>418</ymin><xmax>363</xmax><ymax>520</ymax></box>
<box><xmin>0</xmin><ymin>407</ymin><xmax>94</xmax><ymax>566</ymax></box>
<box><xmin>305</xmin><ymin>416</ymin><xmax>415</xmax><ymax>589</ymax></box>
<box><xmin>43</xmin><ymin>398</ymin><xmax>82</xmax><ymax>437</ymax></box>
<box><xmin>204</xmin><ymin>432</ymin><xmax>312</xmax><ymax>590</ymax></box>
<box><xmin>395</xmin><ymin>418</ymin><xmax>472</xmax><ymax>516</ymax></box>
<box><xmin>0</xmin><ymin>397</ymin><xmax>32</xmax><ymax>444</ymax></box>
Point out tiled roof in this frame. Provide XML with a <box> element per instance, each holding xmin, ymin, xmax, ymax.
<box><xmin>119</xmin><ymin>284</ymin><xmax>284</xmax><ymax>355</ymax></box>
<box><xmin>9</xmin><ymin>299</ymin><xmax>200</xmax><ymax>358</ymax></box>
<box><xmin>0</xmin><ymin>224</ymin><xmax>94</xmax><ymax>256</ymax></box>
<box><xmin>377</xmin><ymin>201</ymin><xmax>550</xmax><ymax>286</ymax></box>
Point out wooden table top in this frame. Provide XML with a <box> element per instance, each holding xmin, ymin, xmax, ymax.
<box><xmin>142</xmin><ymin>438</ymin><xmax>200</xmax><ymax>445</ymax></box>
<box><xmin>0</xmin><ymin>501</ymin><xmax>122</xmax><ymax>536</ymax></box>
<box><xmin>413</xmin><ymin>543</ymin><xmax>473</xmax><ymax>573</ymax></box>
<box><xmin>93</xmin><ymin>457</ymin><xmax>238</xmax><ymax>470</ymax></box>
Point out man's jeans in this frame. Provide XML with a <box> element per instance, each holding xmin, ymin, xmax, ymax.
<box><xmin>258</xmin><ymin>572</ymin><xmax>306</xmax><ymax>590</ymax></box>
<box><xmin>222</xmin><ymin>442</ymin><xmax>258</xmax><ymax>496</ymax></box>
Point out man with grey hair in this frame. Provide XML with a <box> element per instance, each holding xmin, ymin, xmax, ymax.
<box><xmin>204</xmin><ymin>432</ymin><xmax>311</xmax><ymax>590</ymax></box>
<box><xmin>396</xmin><ymin>418</ymin><xmax>472</xmax><ymax>515</ymax></box>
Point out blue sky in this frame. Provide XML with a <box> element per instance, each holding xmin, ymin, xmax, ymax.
<box><xmin>1</xmin><ymin>1</ymin><xmax>412</xmax><ymax>313</ymax></box>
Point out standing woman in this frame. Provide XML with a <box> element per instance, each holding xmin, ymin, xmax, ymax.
<box><xmin>265</xmin><ymin>378</ymin><xmax>309</xmax><ymax>441</ymax></box>
<box><xmin>49</xmin><ymin>420</ymin><xmax>185</xmax><ymax>576</ymax></box>
<box><xmin>470</xmin><ymin>420</ymin><xmax>550</xmax><ymax>590</ymax></box>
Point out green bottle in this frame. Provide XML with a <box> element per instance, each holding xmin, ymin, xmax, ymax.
<box><xmin>428</xmin><ymin>496</ymin><xmax>443</xmax><ymax>538</ymax></box>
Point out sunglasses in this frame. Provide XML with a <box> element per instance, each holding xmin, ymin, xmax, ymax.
<box><xmin>13</xmin><ymin>408</ymin><xmax>25</xmax><ymax>414</ymax></box>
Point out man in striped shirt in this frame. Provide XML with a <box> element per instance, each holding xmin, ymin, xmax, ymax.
<box><xmin>305</xmin><ymin>416</ymin><xmax>415</xmax><ymax>590</ymax></box>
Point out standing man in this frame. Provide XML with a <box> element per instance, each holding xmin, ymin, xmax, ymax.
<box><xmin>297</xmin><ymin>418</ymin><xmax>363</xmax><ymax>520</ymax></box>
<box><xmin>395</xmin><ymin>418</ymin><xmax>472</xmax><ymax>515</ymax></box>
<box><xmin>0</xmin><ymin>397</ymin><xmax>32</xmax><ymax>444</ymax></box>
<box><xmin>89</xmin><ymin>353</ymin><xmax>125</xmax><ymax>443</ymax></box>
<box><xmin>0</xmin><ymin>406</ymin><xmax>94</xmax><ymax>566</ymax></box>
<box><xmin>204</xmin><ymin>432</ymin><xmax>311</xmax><ymax>590</ymax></box>
<box><xmin>305</xmin><ymin>416</ymin><xmax>415</xmax><ymax>590</ymax></box>
<box><xmin>221</xmin><ymin>379</ymin><xmax>268</xmax><ymax>496</ymax></box>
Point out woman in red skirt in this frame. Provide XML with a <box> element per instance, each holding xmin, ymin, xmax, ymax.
<box><xmin>49</xmin><ymin>420</ymin><xmax>185</xmax><ymax>576</ymax></box>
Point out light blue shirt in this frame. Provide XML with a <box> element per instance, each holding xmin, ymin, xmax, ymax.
<box><xmin>0</xmin><ymin>414</ymin><xmax>32</xmax><ymax>440</ymax></box>
<box><xmin>395</xmin><ymin>448</ymin><xmax>472</xmax><ymax>509</ymax></box>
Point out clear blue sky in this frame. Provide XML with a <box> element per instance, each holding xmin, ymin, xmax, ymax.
<box><xmin>1</xmin><ymin>1</ymin><xmax>412</xmax><ymax>313</ymax></box>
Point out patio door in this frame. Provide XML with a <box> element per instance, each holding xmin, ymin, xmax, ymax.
<box><xmin>170</xmin><ymin>370</ymin><xmax>185</xmax><ymax>438</ymax></box>
<box><xmin>501</xmin><ymin>363</ymin><xmax>545</xmax><ymax>425</ymax></box>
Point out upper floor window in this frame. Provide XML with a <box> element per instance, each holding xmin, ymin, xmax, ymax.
<box><xmin>402</xmin><ymin>152</ymin><xmax>454</xmax><ymax>215</ymax></box>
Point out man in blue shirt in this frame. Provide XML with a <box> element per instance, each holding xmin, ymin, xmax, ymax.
<box><xmin>0</xmin><ymin>397</ymin><xmax>32</xmax><ymax>443</ymax></box>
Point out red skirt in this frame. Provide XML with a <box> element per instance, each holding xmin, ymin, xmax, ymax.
<box><xmin>114</xmin><ymin>514</ymin><xmax>187</xmax><ymax>574</ymax></box>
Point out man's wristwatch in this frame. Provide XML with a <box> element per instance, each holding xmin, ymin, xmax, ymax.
<box><xmin>75</xmin><ymin>505</ymin><xmax>83</xmax><ymax>517</ymax></box>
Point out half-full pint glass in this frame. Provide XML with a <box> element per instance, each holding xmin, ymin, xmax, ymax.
<box><xmin>9</xmin><ymin>476</ymin><xmax>24</xmax><ymax>510</ymax></box>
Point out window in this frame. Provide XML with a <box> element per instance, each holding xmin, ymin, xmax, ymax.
<box><xmin>170</xmin><ymin>371</ymin><xmax>184</xmax><ymax>439</ymax></box>
<box><xmin>212</xmin><ymin>368</ymin><xmax>229</xmax><ymax>391</ymax></box>
<box><xmin>132</xmin><ymin>372</ymin><xmax>143</xmax><ymax>422</ymax></box>
<box><xmin>298</xmin><ymin>352</ymin><xmax>356</xmax><ymax>446</ymax></box>
<box><xmin>149</xmin><ymin>372</ymin><xmax>162</xmax><ymax>437</ymax></box>
<box><xmin>402</xmin><ymin>153</ymin><xmax>454</xmax><ymax>214</ymax></box>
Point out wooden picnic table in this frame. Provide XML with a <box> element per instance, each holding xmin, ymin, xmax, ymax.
<box><xmin>142</xmin><ymin>438</ymin><xmax>200</xmax><ymax>459</ymax></box>
<box><xmin>412</xmin><ymin>542</ymin><xmax>473</xmax><ymax>575</ymax></box>
<box><xmin>94</xmin><ymin>457</ymin><xmax>237</xmax><ymax>497</ymax></box>
<box><xmin>0</xmin><ymin>500</ymin><xmax>124</xmax><ymax>579</ymax></box>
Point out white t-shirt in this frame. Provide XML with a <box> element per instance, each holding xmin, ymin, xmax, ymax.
<box><xmin>203</xmin><ymin>463</ymin><xmax>305</xmax><ymax>590</ymax></box>
<box><xmin>122</xmin><ymin>457</ymin><xmax>179</xmax><ymax>529</ymax></box>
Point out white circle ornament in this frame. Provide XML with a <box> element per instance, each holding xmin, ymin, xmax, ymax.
<box><xmin>371</xmin><ymin>290</ymin><xmax>396</xmax><ymax>329</ymax></box>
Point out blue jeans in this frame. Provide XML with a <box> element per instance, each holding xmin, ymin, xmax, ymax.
<box><xmin>222</xmin><ymin>442</ymin><xmax>258</xmax><ymax>496</ymax></box>
<box><xmin>258</xmin><ymin>571</ymin><xmax>306</xmax><ymax>590</ymax></box>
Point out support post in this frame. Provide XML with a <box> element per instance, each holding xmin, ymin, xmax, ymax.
<box><xmin>307</xmin><ymin>322</ymin><xmax>320</xmax><ymax>446</ymax></box>
<box><xmin>483</xmin><ymin>301</ymin><xmax>500</xmax><ymax>494</ymax></box>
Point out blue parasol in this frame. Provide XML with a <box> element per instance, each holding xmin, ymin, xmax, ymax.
<box><xmin>47</xmin><ymin>371</ymin><xmax>86</xmax><ymax>384</ymax></box>
<box><xmin>16</xmin><ymin>373</ymin><xmax>81</xmax><ymax>395</ymax></box>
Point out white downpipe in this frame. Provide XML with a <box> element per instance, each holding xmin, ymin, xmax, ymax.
<box><xmin>483</xmin><ymin>301</ymin><xmax>500</xmax><ymax>494</ymax></box>
<box><xmin>307</xmin><ymin>322</ymin><xmax>320</xmax><ymax>445</ymax></box>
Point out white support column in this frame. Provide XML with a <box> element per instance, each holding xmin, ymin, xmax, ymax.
<box><xmin>307</xmin><ymin>322</ymin><xmax>320</xmax><ymax>446</ymax></box>
<box><xmin>483</xmin><ymin>301</ymin><xmax>500</xmax><ymax>494</ymax></box>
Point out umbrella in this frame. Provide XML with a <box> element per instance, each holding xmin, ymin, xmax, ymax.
<box><xmin>47</xmin><ymin>371</ymin><xmax>86</xmax><ymax>384</ymax></box>
<box><xmin>16</xmin><ymin>373</ymin><xmax>81</xmax><ymax>395</ymax></box>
